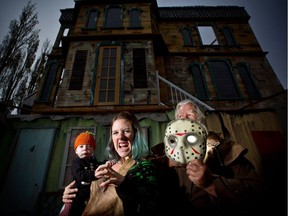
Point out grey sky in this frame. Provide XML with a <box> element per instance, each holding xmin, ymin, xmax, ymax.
<box><xmin>0</xmin><ymin>0</ymin><xmax>286</xmax><ymax>89</ymax></box>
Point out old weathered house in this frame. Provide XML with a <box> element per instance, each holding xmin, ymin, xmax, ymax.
<box><xmin>0</xmin><ymin>0</ymin><xmax>286</xmax><ymax>215</ymax></box>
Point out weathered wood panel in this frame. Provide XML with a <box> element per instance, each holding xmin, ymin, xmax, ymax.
<box><xmin>205</xmin><ymin>110</ymin><xmax>285</xmax><ymax>175</ymax></box>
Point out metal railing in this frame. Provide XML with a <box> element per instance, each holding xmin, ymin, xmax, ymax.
<box><xmin>156</xmin><ymin>71</ymin><xmax>214</xmax><ymax>111</ymax></box>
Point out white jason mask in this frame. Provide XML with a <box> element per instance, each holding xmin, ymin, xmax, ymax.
<box><xmin>164</xmin><ymin>119</ymin><xmax>207</xmax><ymax>165</ymax></box>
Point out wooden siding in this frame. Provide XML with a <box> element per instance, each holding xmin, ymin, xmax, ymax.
<box><xmin>55</xmin><ymin>42</ymin><xmax>96</xmax><ymax>107</ymax></box>
<box><xmin>55</xmin><ymin>40</ymin><xmax>159</xmax><ymax>108</ymax></box>
<box><xmin>73</xmin><ymin>3</ymin><xmax>153</xmax><ymax>36</ymax></box>
<box><xmin>158</xmin><ymin>21</ymin><xmax>262</xmax><ymax>53</ymax></box>
<box><xmin>155</xmin><ymin>55</ymin><xmax>283</xmax><ymax>110</ymax></box>
<box><xmin>205</xmin><ymin>110</ymin><xmax>285</xmax><ymax>175</ymax></box>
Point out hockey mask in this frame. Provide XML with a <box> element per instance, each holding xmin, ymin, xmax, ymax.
<box><xmin>164</xmin><ymin>119</ymin><xmax>207</xmax><ymax>165</ymax></box>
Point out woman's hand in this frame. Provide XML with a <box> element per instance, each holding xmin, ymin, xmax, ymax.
<box><xmin>62</xmin><ymin>180</ymin><xmax>78</xmax><ymax>203</ymax></box>
<box><xmin>95</xmin><ymin>163</ymin><xmax>125</xmax><ymax>188</ymax></box>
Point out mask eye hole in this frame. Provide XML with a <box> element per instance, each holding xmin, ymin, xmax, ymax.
<box><xmin>168</xmin><ymin>135</ymin><xmax>177</xmax><ymax>147</ymax></box>
<box><xmin>186</xmin><ymin>134</ymin><xmax>197</xmax><ymax>144</ymax></box>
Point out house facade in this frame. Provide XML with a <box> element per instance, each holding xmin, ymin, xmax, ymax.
<box><xmin>0</xmin><ymin>0</ymin><xmax>286</xmax><ymax>215</ymax></box>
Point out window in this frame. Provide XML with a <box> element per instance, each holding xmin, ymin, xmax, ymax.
<box><xmin>59</xmin><ymin>127</ymin><xmax>95</xmax><ymax>188</ymax></box>
<box><xmin>63</xmin><ymin>28</ymin><xmax>69</xmax><ymax>36</ymax></box>
<box><xmin>94</xmin><ymin>46</ymin><xmax>121</xmax><ymax>105</ymax></box>
<box><xmin>189</xmin><ymin>63</ymin><xmax>210</xmax><ymax>100</ymax></box>
<box><xmin>38</xmin><ymin>62</ymin><xmax>58</xmax><ymax>102</ymax></box>
<box><xmin>197</xmin><ymin>25</ymin><xmax>219</xmax><ymax>46</ymax></box>
<box><xmin>180</xmin><ymin>27</ymin><xmax>195</xmax><ymax>46</ymax></box>
<box><xmin>69</xmin><ymin>50</ymin><xmax>88</xmax><ymax>90</ymax></box>
<box><xmin>133</xmin><ymin>48</ymin><xmax>147</xmax><ymax>88</ymax></box>
<box><xmin>128</xmin><ymin>8</ymin><xmax>142</xmax><ymax>28</ymax></box>
<box><xmin>104</xmin><ymin>6</ymin><xmax>122</xmax><ymax>28</ymax></box>
<box><xmin>59</xmin><ymin>27</ymin><xmax>70</xmax><ymax>47</ymax></box>
<box><xmin>207</xmin><ymin>60</ymin><xmax>241</xmax><ymax>99</ymax></box>
<box><xmin>86</xmin><ymin>9</ymin><xmax>98</xmax><ymax>29</ymax></box>
<box><xmin>221</xmin><ymin>27</ymin><xmax>236</xmax><ymax>46</ymax></box>
<box><xmin>237</xmin><ymin>63</ymin><xmax>261</xmax><ymax>98</ymax></box>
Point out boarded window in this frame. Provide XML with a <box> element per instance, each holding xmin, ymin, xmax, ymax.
<box><xmin>69</xmin><ymin>50</ymin><xmax>88</xmax><ymax>90</ymax></box>
<box><xmin>208</xmin><ymin>60</ymin><xmax>241</xmax><ymax>99</ymax></box>
<box><xmin>190</xmin><ymin>63</ymin><xmax>210</xmax><ymax>100</ymax></box>
<box><xmin>133</xmin><ymin>48</ymin><xmax>147</xmax><ymax>88</ymax></box>
<box><xmin>39</xmin><ymin>62</ymin><xmax>58</xmax><ymax>102</ymax></box>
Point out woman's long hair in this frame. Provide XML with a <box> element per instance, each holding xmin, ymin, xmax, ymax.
<box><xmin>105</xmin><ymin>111</ymin><xmax>149</xmax><ymax>161</ymax></box>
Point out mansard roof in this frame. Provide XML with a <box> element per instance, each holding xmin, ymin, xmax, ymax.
<box><xmin>158</xmin><ymin>6</ymin><xmax>250</xmax><ymax>20</ymax></box>
<box><xmin>59</xmin><ymin>5</ymin><xmax>250</xmax><ymax>23</ymax></box>
<box><xmin>59</xmin><ymin>8</ymin><xmax>74</xmax><ymax>24</ymax></box>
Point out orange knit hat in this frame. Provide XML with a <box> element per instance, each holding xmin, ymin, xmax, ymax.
<box><xmin>74</xmin><ymin>131</ymin><xmax>96</xmax><ymax>150</ymax></box>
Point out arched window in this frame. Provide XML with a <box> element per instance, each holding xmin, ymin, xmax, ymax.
<box><xmin>180</xmin><ymin>27</ymin><xmax>194</xmax><ymax>46</ymax></box>
<box><xmin>128</xmin><ymin>8</ymin><xmax>142</xmax><ymax>28</ymax></box>
<box><xmin>207</xmin><ymin>59</ymin><xmax>241</xmax><ymax>99</ymax></box>
<box><xmin>221</xmin><ymin>27</ymin><xmax>236</xmax><ymax>46</ymax></box>
<box><xmin>86</xmin><ymin>9</ymin><xmax>98</xmax><ymax>29</ymax></box>
<box><xmin>237</xmin><ymin>63</ymin><xmax>261</xmax><ymax>98</ymax></box>
<box><xmin>104</xmin><ymin>6</ymin><xmax>122</xmax><ymax>28</ymax></box>
<box><xmin>39</xmin><ymin>62</ymin><xmax>58</xmax><ymax>102</ymax></box>
<box><xmin>189</xmin><ymin>62</ymin><xmax>210</xmax><ymax>100</ymax></box>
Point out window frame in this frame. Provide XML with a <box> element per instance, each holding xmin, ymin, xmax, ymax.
<box><xmin>93</xmin><ymin>45</ymin><xmax>121</xmax><ymax>105</ymax></box>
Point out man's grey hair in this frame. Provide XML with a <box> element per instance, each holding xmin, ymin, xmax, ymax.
<box><xmin>175</xmin><ymin>99</ymin><xmax>206</xmax><ymax>126</ymax></box>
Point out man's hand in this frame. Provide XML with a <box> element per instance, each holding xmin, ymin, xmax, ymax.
<box><xmin>186</xmin><ymin>159</ymin><xmax>212</xmax><ymax>188</ymax></box>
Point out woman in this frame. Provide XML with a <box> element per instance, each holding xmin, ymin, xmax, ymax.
<box><xmin>64</xmin><ymin>111</ymin><xmax>161</xmax><ymax>216</ymax></box>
